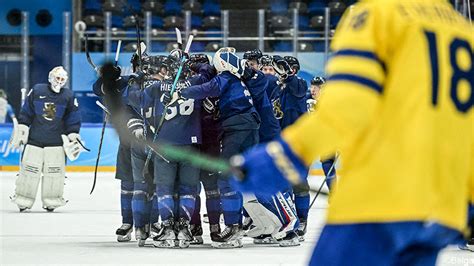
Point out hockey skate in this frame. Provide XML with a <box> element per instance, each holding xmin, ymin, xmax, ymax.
<box><xmin>210</xmin><ymin>223</ymin><xmax>221</xmax><ymax>241</ymax></box>
<box><xmin>296</xmin><ymin>219</ymin><xmax>307</xmax><ymax>241</ymax></box>
<box><xmin>277</xmin><ymin>231</ymin><xmax>300</xmax><ymax>247</ymax></box>
<box><xmin>115</xmin><ymin>223</ymin><xmax>133</xmax><ymax>242</ymax></box>
<box><xmin>150</xmin><ymin>222</ymin><xmax>161</xmax><ymax>238</ymax></box>
<box><xmin>190</xmin><ymin>224</ymin><xmax>204</xmax><ymax>245</ymax></box>
<box><xmin>135</xmin><ymin>225</ymin><xmax>150</xmax><ymax>247</ymax></box>
<box><xmin>176</xmin><ymin>218</ymin><xmax>193</xmax><ymax>248</ymax></box>
<box><xmin>458</xmin><ymin>238</ymin><xmax>474</xmax><ymax>252</ymax></box>
<box><xmin>43</xmin><ymin>207</ymin><xmax>55</xmax><ymax>212</ymax></box>
<box><xmin>211</xmin><ymin>224</ymin><xmax>243</xmax><ymax>249</ymax></box>
<box><xmin>253</xmin><ymin>234</ymin><xmax>278</xmax><ymax>244</ymax></box>
<box><xmin>242</xmin><ymin>217</ymin><xmax>255</xmax><ymax>236</ymax></box>
<box><xmin>153</xmin><ymin>220</ymin><xmax>176</xmax><ymax>248</ymax></box>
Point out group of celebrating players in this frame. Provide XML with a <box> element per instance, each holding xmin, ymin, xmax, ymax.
<box><xmin>91</xmin><ymin>46</ymin><xmax>337</xmax><ymax>249</ymax></box>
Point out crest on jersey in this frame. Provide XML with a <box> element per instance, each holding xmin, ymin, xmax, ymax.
<box><xmin>272</xmin><ymin>99</ymin><xmax>284</xmax><ymax>120</ymax></box>
<box><xmin>42</xmin><ymin>102</ymin><xmax>56</xmax><ymax>121</ymax></box>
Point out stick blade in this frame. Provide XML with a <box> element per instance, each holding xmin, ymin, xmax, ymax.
<box><xmin>175</xmin><ymin>28</ymin><xmax>183</xmax><ymax>46</ymax></box>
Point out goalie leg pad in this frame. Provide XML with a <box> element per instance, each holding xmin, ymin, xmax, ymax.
<box><xmin>11</xmin><ymin>144</ymin><xmax>43</xmax><ymax>209</ymax></box>
<box><xmin>243</xmin><ymin>200</ymin><xmax>283</xmax><ymax>238</ymax></box>
<box><xmin>41</xmin><ymin>146</ymin><xmax>67</xmax><ymax>209</ymax></box>
<box><xmin>271</xmin><ymin>192</ymin><xmax>299</xmax><ymax>240</ymax></box>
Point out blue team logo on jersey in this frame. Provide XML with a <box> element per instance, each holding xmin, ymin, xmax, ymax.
<box><xmin>42</xmin><ymin>102</ymin><xmax>56</xmax><ymax>121</ymax></box>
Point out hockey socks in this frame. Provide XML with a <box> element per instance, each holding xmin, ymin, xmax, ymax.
<box><xmin>294</xmin><ymin>194</ymin><xmax>310</xmax><ymax>221</ymax></box>
<box><xmin>205</xmin><ymin>189</ymin><xmax>221</xmax><ymax>225</ymax></box>
<box><xmin>120</xmin><ymin>181</ymin><xmax>134</xmax><ymax>225</ymax></box>
<box><xmin>132</xmin><ymin>182</ymin><xmax>152</xmax><ymax>228</ymax></box>
<box><xmin>322</xmin><ymin>158</ymin><xmax>337</xmax><ymax>189</ymax></box>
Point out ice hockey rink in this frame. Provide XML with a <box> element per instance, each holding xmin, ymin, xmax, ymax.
<box><xmin>0</xmin><ymin>172</ymin><xmax>472</xmax><ymax>266</ymax></box>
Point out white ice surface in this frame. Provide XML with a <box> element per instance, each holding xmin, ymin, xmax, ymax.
<box><xmin>0</xmin><ymin>172</ymin><xmax>472</xmax><ymax>265</ymax></box>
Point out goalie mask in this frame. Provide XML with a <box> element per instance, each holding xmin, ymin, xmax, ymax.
<box><xmin>212</xmin><ymin>47</ymin><xmax>241</xmax><ymax>74</ymax></box>
<box><xmin>48</xmin><ymin>66</ymin><xmax>68</xmax><ymax>93</ymax></box>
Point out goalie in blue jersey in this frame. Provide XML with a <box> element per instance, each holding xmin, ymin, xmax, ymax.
<box><xmin>10</xmin><ymin>66</ymin><xmax>83</xmax><ymax>213</ymax></box>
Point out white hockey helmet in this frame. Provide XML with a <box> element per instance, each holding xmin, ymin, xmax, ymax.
<box><xmin>48</xmin><ymin>66</ymin><xmax>68</xmax><ymax>93</ymax></box>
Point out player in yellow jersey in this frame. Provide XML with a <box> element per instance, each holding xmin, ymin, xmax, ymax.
<box><xmin>230</xmin><ymin>0</ymin><xmax>474</xmax><ymax>265</ymax></box>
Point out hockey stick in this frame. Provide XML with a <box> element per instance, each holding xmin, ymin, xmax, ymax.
<box><xmin>90</xmin><ymin>40</ymin><xmax>123</xmax><ymax>195</ymax></box>
<box><xmin>90</xmin><ymin>103</ymin><xmax>108</xmax><ymax>194</ymax></box>
<box><xmin>84</xmin><ymin>33</ymin><xmax>98</xmax><ymax>73</ymax></box>
<box><xmin>176</xmin><ymin>28</ymin><xmax>183</xmax><ymax>50</ymax></box>
<box><xmin>142</xmin><ymin>34</ymin><xmax>194</xmax><ymax>173</ymax></box>
<box><xmin>308</xmin><ymin>154</ymin><xmax>339</xmax><ymax>209</ymax></box>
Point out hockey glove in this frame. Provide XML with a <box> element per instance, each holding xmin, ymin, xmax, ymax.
<box><xmin>62</xmin><ymin>134</ymin><xmax>86</xmax><ymax>161</ymax></box>
<box><xmin>129</xmin><ymin>70</ymin><xmax>146</xmax><ymax>84</ymax></box>
<box><xmin>203</xmin><ymin>97</ymin><xmax>216</xmax><ymax>114</ymax></box>
<box><xmin>160</xmin><ymin>90</ymin><xmax>182</xmax><ymax>106</ymax></box>
<box><xmin>127</xmin><ymin>118</ymin><xmax>145</xmax><ymax>140</ymax></box>
<box><xmin>230</xmin><ymin>137</ymin><xmax>309</xmax><ymax>196</ymax></box>
<box><xmin>10</xmin><ymin>120</ymin><xmax>29</xmax><ymax>149</ymax></box>
<box><xmin>272</xmin><ymin>55</ymin><xmax>292</xmax><ymax>81</ymax></box>
<box><xmin>240</xmin><ymin>60</ymin><xmax>257</xmax><ymax>82</ymax></box>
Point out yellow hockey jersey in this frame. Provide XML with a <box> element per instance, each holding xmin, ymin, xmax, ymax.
<box><xmin>283</xmin><ymin>0</ymin><xmax>474</xmax><ymax>231</ymax></box>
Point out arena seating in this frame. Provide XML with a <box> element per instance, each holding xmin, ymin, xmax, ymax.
<box><xmin>81</xmin><ymin>0</ymin><xmax>356</xmax><ymax>53</ymax></box>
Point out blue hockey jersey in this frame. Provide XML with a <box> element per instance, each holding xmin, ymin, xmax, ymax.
<box><xmin>144</xmin><ymin>65</ymin><xmax>214</xmax><ymax>145</ymax></box>
<box><xmin>271</xmin><ymin>75</ymin><xmax>308</xmax><ymax>129</ymax></box>
<box><xmin>19</xmin><ymin>84</ymin><xmax>81</xmax><ymax>147</ymax></box>
<box><xmin>181</xmin><ymin>71</ymin><xmax>258</xmax><ymax>122</ymax></box>
<box><xmin>244</xmin><ymin>71</ymin><xmax>281</xmax><ymax>143</ymax></box>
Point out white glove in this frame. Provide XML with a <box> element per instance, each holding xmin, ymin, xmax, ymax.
<box><xmin>160</xmin><ymin>91</ymin><xmax>181</xmax><ymax>106</ymax></box>
<box><xmin>132</xmin><ymin>128</ymin><xmax>145</xmax><ymax>140</ymax></box>
<box><xmin>306</xmin><ymin>99</ymin><xmax>316</xmax><ymax>113</ymax></box>
<box><xmin>67</xmin><ymin>133</ymin><xmax>81</xmax><ymax>142</ymax></box>
<box><xmin>10</xmin><ymin>120</ymin><xmax>29</xmax><ymax>149</ymax></box>
<box><xmin>203</xmin><ymin>98</ymin><xmax>216</xmax><ymax>113</ymax></box>
<box><xmin>62</xmin><ymin>134</ymin><xmax>84</xmax><ymax>161</ymax></box>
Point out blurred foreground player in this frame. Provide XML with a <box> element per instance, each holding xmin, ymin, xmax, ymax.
<box><xmin>232</xmin><ymin>1</ymin><xmax>474</xmax><ymax>265</ymax></box>
<box><xmin>10</xmin><ymin>66</ymin><xmax>83</xmax><ymax>212</ymax></box>
<box><xmin>92</xmin><ymin>56</ymin><xmax>138</xmax><ymax>242</ymax></box>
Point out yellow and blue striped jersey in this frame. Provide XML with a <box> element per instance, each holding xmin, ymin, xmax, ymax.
<box><xmin>283</xmin><ymin>0</ymin><xmax>474</xmax><ymax>231</ymax></box>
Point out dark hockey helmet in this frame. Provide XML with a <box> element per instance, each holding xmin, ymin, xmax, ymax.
<box><xmin>142</xmin><ymin>56</ymin><xmax>160</xmax><ymax>75</ymax></box>
<box><xmin>243</xmin><ymin>49</ymin><xmax>263</xmax><ymax>61</ymax></box>
<box><xmin>189</xmin><ymin>53</ymin><xmax>211</xmax><ymax>65</ymax></box>
<box><xmin>165</xmin><ymin>55</ymin><xmax>187</xmax><ymax>80</ymax></box>
<box><xmin>311</xmin><ymin>76</ymin><xmax>326</xmax><ymax>86</ymax></box>
<box><xmin>259</xmin><ymin>54</ymin><xmax>273</xmax><ymax>67</ymax></box>
<box><xmin>283</xmin><ymin>56</ymin><xmax>300</xmax><ymax>72</ymax></box>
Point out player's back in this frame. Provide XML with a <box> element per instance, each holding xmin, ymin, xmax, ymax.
<box><xmin>318</xmin><ymin>0</ymin><xmax>474</xmax><ymax>231</ymax></box>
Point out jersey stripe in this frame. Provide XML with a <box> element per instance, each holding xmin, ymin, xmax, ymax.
<box><xmin>328</xmin><ymin>73</ymin><xmax>383</xmax><ymax>94</ymax></box>
<box><xmin>333</xmin><ymin>49</ymin><xmax>386</xmax><ymax>72</ymax></box>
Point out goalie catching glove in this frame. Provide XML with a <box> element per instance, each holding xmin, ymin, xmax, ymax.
<box><xmin>230</xmin><ymin>137</ymin><xmax>309</xmax><ymax>196</ymax></box>
<box><xmin>62</xmin><ymin>133</ymin><xmax>86</xmax><ymax>161</ymax></box>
